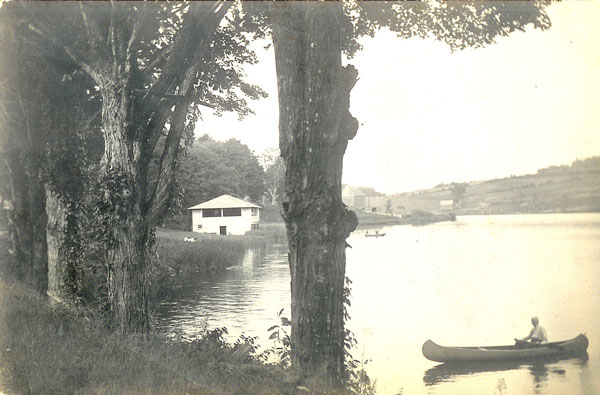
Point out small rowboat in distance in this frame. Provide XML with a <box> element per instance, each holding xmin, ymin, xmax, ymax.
<box><xmin>365</xmin><ymin>232</ymin><xmax>386</xmax><ymax>238</ymax></box>
<box><xmin>422</xmin><ymin>334</ymin><xmax>589</xmax><ymax>363</ymax></box>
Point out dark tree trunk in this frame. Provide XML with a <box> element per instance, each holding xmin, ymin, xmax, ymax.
<box><xmin>105</xmin><ymin>220</ymin><xmax>151</xmax><ymax>335</ymax></box>
<box><xmin>1</xmin><ymin>28</ymin><xmax>49</xmax><ymax>293</ymax></box>
<box><xmin>272</xmin><ymin>2</ymin><xmax>359</xmax><ymax>389</ymax></box>
<box><xmin>97</xmin><ymin>75</ymin><xmax>152</xmax><ymax>335</ymax></box>
<box><xmin>5</xmin><ymin>140</ymin><xmax>48</xmax><ymax>293</ymax></box>
<box><xmin>46</xmin><ymin>188</ymin><xmax>81</xmax><ymax>305</ymax></box>
<box><xmin>12</xmin><ymin>0</ymin><xmax>233</xmax><ymax>335</ymax></box>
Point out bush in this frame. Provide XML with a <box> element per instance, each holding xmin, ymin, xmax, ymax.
<box><xmin>151</xmin><ymin>230</ymin><xmax>248</xmax><ymax>301</ymax></box>
<box><xmin>0</xmin><ymin>278</ymin><xmax>292</xmax><ymax>395</ymax></box>
<box><xmin>244</xmin><ymin>223</ymin><xmax>287</xmax><ymax>245</ymax></box>
<box><xmin>260</xmin><ymin>204</ymin><xmax>284</xmax><ymax>223</ymax></box>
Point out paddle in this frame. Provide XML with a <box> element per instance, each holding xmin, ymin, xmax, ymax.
<box><xmin>515</xmin><ymin>338</ymin><xmax>566</xmax><ymax>352</ymax></box>
<box><xmin>513</xmin><ymin>338</ymin><xmax>545</xmax><ymax>349</ymax></box>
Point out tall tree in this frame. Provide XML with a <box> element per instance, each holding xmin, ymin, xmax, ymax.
<box><xmin>270</xmin><ymin>0</ymin><xmax>551</xmax><ymax>389</ymax></box>
<box><xmin>449</xmin><ymin>182</ymin><xmax>468</xmax><ymax>209</ymax></box>
<box><xmin>0</xmin><ymin>18</ymin><xmax>51</xmax><ymax>292</ymax></box>
<box><xmin>44</xmin><ymin>72</ymin><xmax>102</xmax><ymax>306</ymax></box>
<box><xmin>259</xmin><ymin>148</ymin><xmax>285</xmax><ymax>205</ymax></box>
<box><xmin>6</xmin><ymin>1</ymin><xmax>265</xmax><ymax>334</ymax></box>
<box><xmin>272</xmin><ymin>3</ymin><xmax>359</xmax><ymax>389</ymax></box>
<box><xmin>221</xmin><ymin>138</ymin><xmax>266</xmax><ymax>202</ymax></box>
<box><xmin>265</xmin><ymin>156</ymin><xmax>285</xmax><ymax>205</ymax></box>
<box><xmin>177</xmin><ymin>135</ymin><xmax>265</xmax><ymax>215</ymax></box>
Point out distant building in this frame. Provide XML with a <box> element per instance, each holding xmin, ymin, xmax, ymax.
<box><xmin>342</xmin><ymin>185</ymin><xmax>386</xmax><ymax>212</ymax></box>
<box><xmin>440</xmin><ymin>200</ymin><xmax>454</xmax><ymax>211</ymax></box>
<box><xmin>188</xmin><ymin>195</ymin><xmax>260</xmax><ymax>236</ymax></box>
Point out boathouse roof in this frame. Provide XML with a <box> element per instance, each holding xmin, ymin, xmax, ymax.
<box><xmin>187</xmin><ymin>194</ymin><xmax>261</xmax><ymax>210</ymax></box>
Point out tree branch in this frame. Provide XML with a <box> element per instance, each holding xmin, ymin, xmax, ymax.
<box><xmin>196</xmin><ymin>100</ymin><xmax>216</xmax><ymax>110</ymax></box>
<box><xmin>108</xmin><ymin>2</ymin><xmax>117</xmax><ymax>63</ymax></box>
<box><xmin>140</xmin><ymin>45</ymin><xmax>173</xmax><ymax>79</ymax></box>
<box><xmin>141</xmin><ymin>97</ymin><xmax>177</xmax><ymax>162</ymax></box>
<box><xmin>0</xmin><ymin>104</ymin><xmax>23</xmax><ymax>133</ymax></box>
<box><xmin>147</xmin><ymin>100</ymin><xmax>188</xmax><ymax>223</ymax></box>
<box><xmin>126</xmin><ymin>11</ymin><xmax>142</xmax><ymax>64</ymax></box>
<box><xmin>79</xmin><ymin>2</ymin><xmax>104</xmax><ymax>52</ymax></box>
<box><xmin>143</xmin><ymin>1</ymin><xmax>232</xmax><ymax>222</ymax></box>
<box><xmin>141</xmin><ymin>1</ymin><xmax>229</xmax><ymax>114</ymax></box>
<box><xmin>27</xmin><ymin>22</ymin><xmax>94</xmax><ymax>77</ymax></box>
<box><xmin>16</xmin><ymin>96</ymin><xmax>33</xmax><ymax>149</ymax></box>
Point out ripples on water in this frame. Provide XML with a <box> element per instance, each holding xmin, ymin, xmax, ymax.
<box><xmin>153</xmin><ymin>214</ymin><xmax>600</xmax><ymax>394</ymax></box>
<box><xmin>153</xmin><ymin>246</ymin><xmax>291</xmax><ymax>342</ymax></box>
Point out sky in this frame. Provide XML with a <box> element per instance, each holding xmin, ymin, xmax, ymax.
<box><xmin>197</xmin><ymin>1</ymin><xmax>600</xmax><ymax>195</ymax></box>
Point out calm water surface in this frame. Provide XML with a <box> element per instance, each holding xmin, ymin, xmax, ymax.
<box><xmin>154</xmin><ymin>213</ymin><xmax>600</xmax><ymax>394</ymax></box>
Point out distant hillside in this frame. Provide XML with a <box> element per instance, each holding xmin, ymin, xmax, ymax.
<box><xmin>389</xmin><ymin>156</ymin><xmax>600</xmax><ymax>215</ymax></box>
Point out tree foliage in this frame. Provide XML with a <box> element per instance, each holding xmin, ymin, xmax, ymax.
<box><xmin>1</xmin><ymin>1</ymin><xmax>268</xmax><ymax>334</ymax></box>
<box><xmin>178</xmin><ymin>135</ymin><xmax>265</xmax><ymax>209</ymax></box>
<box><xmin>449</xmin><ymin>182</ymin><xmax>468</xmax><ymax>209</ymax></box>
<box><xmin>0</xmin><ymin>16</ymin><xmax>51</xmax><ymax>290</ymax></box>
<box><xmin>268</xmin><ymin>0</ymin><xmax>552</xmax><ymax>390</ymax></box>
<box><xmin>259</xmin><ymin>148</ymin><xmax>285</xmax><ymax>205</ymax></box>
<box><xmin>0</xmin><ymin>7</ymin><xmax>105</xmax><ymax>301</ymax></box>
<box><xmin>3</xmin><ymin>1</ymin><xmax>267</xmax><ymax>227</ymax></box>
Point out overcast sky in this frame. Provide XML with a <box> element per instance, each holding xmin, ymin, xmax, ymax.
<box><xmin>197</xmin><ymin>1</ymin><xmax>600</xmax><ymax>195</ymax></box>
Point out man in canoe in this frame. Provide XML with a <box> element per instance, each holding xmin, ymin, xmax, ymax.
<box><xmin>516</xmin><ymin>316</ymin><xmax>548</xmax><ymax>344</ymax></box>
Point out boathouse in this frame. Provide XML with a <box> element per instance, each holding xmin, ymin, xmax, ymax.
<box><xmin>188</xmin><ymin>195</ymin><xmax>260</xmax><ymax>236</ymax></box>
<box><xmin>440</xmin><ymin>200</ymin><xmax>454</xmax><ymax>211</ymax></box>
<box><xmin>342</xmin><ymin>185</ymin><xmax>386</xmax><ymax>212</ymax></box>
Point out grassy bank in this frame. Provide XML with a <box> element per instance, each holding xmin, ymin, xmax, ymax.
<box><xmin>152</xmin><ymin>226</ymin><xmax>288</xmax><ymax>300</ymax></box>
<box><xmin>0</xmin><ymin>230</ymin><xmax>376</xmax><ymax>394</ymax></box>
<box><xmin>354</xmin><ymin>209</ymin><xmax>454</xmax><ymax>228</ymax></box>
<box><xmin>0</xmin><ymin>233</ymin><xmax>292</xmax><ymax>394</ymax></box>
<box><xmin>153</xmin><ymin>229</ymin><xmax>252</xmax><ymax>300</ymax></box>
<box><xmin>389</xmin><ymin>157</ymin><xmax>600</xmax><ymax>215</ymax></box>
<box><xmin>0</xmin><ymin>277</ymin><xmax>293</xmax><ymax>395</ymax></box>
<box><xmin>243</xmin><ymin>223</ymin><xmax>288</xmax><ymax>245</ymax></box>
<box><xmin>156</xmin><ymin>228</ymin><xmax>249</xmax><ymax>271</ymax></box>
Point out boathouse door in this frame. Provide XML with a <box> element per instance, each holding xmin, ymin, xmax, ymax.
<box><xmin>219</xmin><ymin>226</ymin><xmax>227</xmax><ymax>235</ymax></box>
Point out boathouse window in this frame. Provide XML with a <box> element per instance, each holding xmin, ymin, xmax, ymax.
<box><xmin>202</xmin><ymin>208</ymin><xmax>221</xmax><ymax>217</ymax></box>
<box><xmin>223</xmin><ymin>208</ymin><xmax>242</xmax><ymax>217</ymax></box>
<box><xmin>197</xmin><ymin>224</ymin><xmax>202</xmax><ymax>229</ymax></box>
<box><xmin>251</xmin><ymin>208</ymin><xmax>258</xmax><ymax>216</ymax></box>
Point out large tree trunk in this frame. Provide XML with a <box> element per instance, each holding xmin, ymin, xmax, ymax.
<box><xmin>46</xmin><ymin>188</ymin><xmax>81</xmax><ymax>305</ymax></box>
<box><xmin>5</xmin><ymin>150</ymin><xmax>48</xmax><ymax>293</ymax></box>
<box><xmin>15</xmin><ymin>1</ymin><xmax>230</xmax><ymax>335</ymax></box>
<box><xmin>272</xmin><ymin>2</ymin><xmax>359</xmax><ymax>389</ymax></box>
<box><xmin>97</xmin><ymin>75</ymin><xmax>152</xmax><ymax>335</ymax></box>
<box><xmin>105</xmin><ymin>219</ymin><xmax>151</xmax><ymax>335</ymax></box>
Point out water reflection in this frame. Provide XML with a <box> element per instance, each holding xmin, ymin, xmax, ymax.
<box><xmin>153</xmin><ymin>243</ymin><xmax>291</xmax><ymax>342</ymax></box>
<box><xmin>154</xmin><ymin>214</ymin><xmax>600</xmax><ymax>394</ymax></box>
<box><xmin>424</xmin><ymin>354</ymin><xmax>589</xmax><ymax>390</ymax></box>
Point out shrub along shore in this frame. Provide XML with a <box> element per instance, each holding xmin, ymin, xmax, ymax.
<box><xmin>0</xmin><ymin>234</ymin><xmax>296</xmax><ymax>394</ymax></box>
<box><xmin>0</xmin><ymin>232</ymin><xmax>295</xmax><ymax>394</ymax></box>
<box><xmin>151</xmin><ymin>225</ymin><xmax>287</xmax><ymax>300</ymax></box>
<box><xmin>0</xmin><ymin>226</ymin><xmax>375</xmax><ymax>394</ymax></box>
<box><xmin>0</xmin><ymin>277</ymin><xmax>293</xmax><ymax>395</ymax></box>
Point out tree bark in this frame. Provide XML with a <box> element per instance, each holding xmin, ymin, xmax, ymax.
<box><xmin>46</xmin><ymin>188</ymin><xmax>81</xmax><ymax>305</ymax></box>
<box><xmin>89</xmin><ymin>3</ymin><xmax>226</xmax><ymax>335</ymax></box>
<box><xmin>6</xmin><ymin>159</ymin><xmax>48</xmax><ymax>292</ymax></box>
<box><xmin>105</xmin><ymin>220</ymin><xmax>151</xmax><ymax>335</ymax></box>
<box><xmin>97</xmin><ymin>73</ymin><xmax>152</xmax><ymax>334</ymax></box>
<box><xmin>272</xmin><ymin>2</ymin><xmax>359</xmax><ymax>389</ymax></box>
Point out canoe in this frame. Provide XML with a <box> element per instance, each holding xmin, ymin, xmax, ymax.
<box><xmin>423</xmin><ymin>353</ymin><xmax>589</xmax><ymax>386</ymax></box>
<box><xmin>365</xmin><ymin>233</ymin><xmax>386</xmax><ymax>238</ymax></box>
<box><xmin>422</xmin><ymin>334</ymin><xmax>588</xmax><ymax>363</ymax></box>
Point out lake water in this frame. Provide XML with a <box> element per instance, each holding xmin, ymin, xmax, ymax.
<box><xmin>154</xmin><ymin>213</ymin><xmax>600</xmax><ymax>394</ymax></box>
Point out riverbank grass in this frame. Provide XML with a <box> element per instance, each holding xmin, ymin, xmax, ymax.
<box><xmin>152</xmin><ymin>227</ymin><xmax>287</xmax><ymax>299</ymax></box>
<box><xmin>0</xmin><ymin>277</ymin><xmax>292</xmax><ymax>394</ymax></box>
